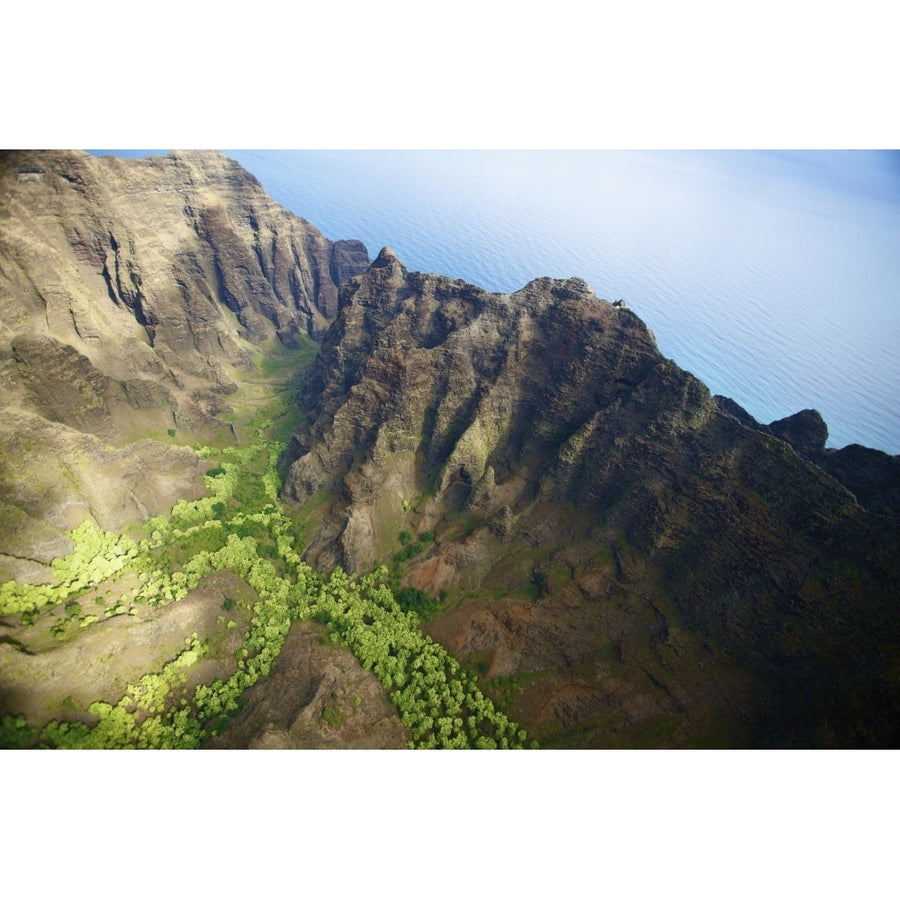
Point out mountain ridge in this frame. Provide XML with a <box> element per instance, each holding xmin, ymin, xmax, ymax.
<box><xmin>279</xmin><ymin>236</ymin><xmax>900</xmax><ymax>747</ymax></box>
<box><xmin>2</xmin><ymin>150</ymin><xmax>898</xmax><ymax>748</ymax></box>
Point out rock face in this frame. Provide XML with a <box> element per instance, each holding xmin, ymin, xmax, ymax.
<box><xmin>1</xmin><ymin>149</ymin><xmax>369</xmax><ymax>425</ymax></box>
<box><xmin>285</xmin><ymin>247</ymin><xmax>900</xmax><ymax>748</ymax></box>
<box><xmin>0</xmin><ymin>150</ymin><xmax>369</xmax><ymax>577</ymax></box>
<box><xmin>714</xmin><ymin>396</ymin><xmax>900</xmax><ymax>521</ymax></box>
<box><xmin>286</xmin><ymin>248</ymin><xmax>714</xmax><ymax>568</ymax></box>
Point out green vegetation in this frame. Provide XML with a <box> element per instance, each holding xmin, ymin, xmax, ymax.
<box><xmin>0</xmin><ymin>523</ymin><xmax>140</xmax><ymax>617</ymax></box>
<box><xmin>394</xmin><ymin>586</ymin><xmax>446</xmax><ymax>617</ymax></box>
<box><xmin>321</xmin><ymin>702</ymin><xmax>345</xmax><ymax>728</ymax></box>
<box><xmin>310</xmin><ymin>565</ymin><xmax>527</xmax><ymax>748</ymax></box>
<box><xmin>0</xmin><ymin>383</ymin><xmax>533</xmax><ymax>750</ymax></box>
<box><xmin>393</xmin><ymin>529</ymin><xmax>434</xmax><ymax>563</ymax></box>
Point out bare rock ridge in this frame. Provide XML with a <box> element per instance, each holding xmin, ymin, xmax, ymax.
<box><xmin>0</xmin><ymin>149</ymin><xmax>369</xmax><ymax>578</ymax></box>
<box><xmin>284</xmin><ymin>244</ymin><xmax>900</xmax><ymax>747</ymax></box>
<box><xmin>714</xmin><ymin>396</ymin><xmax>900</xmax><ymax>520</ymax></box>
<box><xmin>285</xmin><ymin>247</ymin><xmax>716</xmax><ymax>570</ymax></box>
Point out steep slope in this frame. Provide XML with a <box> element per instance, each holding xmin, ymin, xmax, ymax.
<box><xmin>0</xmin><ymin>150</ymin><xmax>369</xmax><ymax>579</ymax></box>
<box><xmin>714</xmin><ymin>397</ymin><xmax>900</xmax><ymax>521</ymax></box>
<box><xmin>284</xmin><ymin>247</ymin><xmax>900</xmax><ymax>748</ymax></box>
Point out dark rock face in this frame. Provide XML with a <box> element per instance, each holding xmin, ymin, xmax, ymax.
<box><xmin>286</xmin><ymin>249</ymin><xmax>713</xmax><ymax>565</ymax></box>
<box><xmin>820</xmin><ymin>444</ymin><xmax>900</xmax><ymax>520</ymax></box>
<box><xmin>714</xmin><ymin>395</ymin><xmax>900</xmax><ymax>522</ymax></box>
<box><xmin>767</xmin><ymin>408</ymin><xmax>829</xmax><ymax>459</ymax></box>
<box><xmin>285</xmin><ymin>249</ymin><xmax>900</xmax><ymax>748</ymax></box>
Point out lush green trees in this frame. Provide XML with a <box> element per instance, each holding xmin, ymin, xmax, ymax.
<box><xmin>0</xmin><ymin>522</ymin><xmax>140</xmax><ymax>616</ymax></box>
<box><xmin>4</xmin><ymin>402</ymin><xmax>533</xmax><ymax>750</ymax></box>
<box><xmin>305</xmin><ymin>566</ymin><xmax>530</xmax><ymax>749</ymax></box>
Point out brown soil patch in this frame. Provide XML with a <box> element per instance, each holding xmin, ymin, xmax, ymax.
<box><xmin>203</xmin><ymin>621</ymin><xmax>410</xmax><ymax>749</ymax></box>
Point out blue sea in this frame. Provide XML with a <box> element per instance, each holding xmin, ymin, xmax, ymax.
<box><xmin>93</xmin><ymin>150</ymin><xmax>900</xmax><ymax>454</ymax></box>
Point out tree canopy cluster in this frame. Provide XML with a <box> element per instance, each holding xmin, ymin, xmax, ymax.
<box><xmin>1</xmin><ymin>408</ymin><xmax>534</xmax><ymax>749</ymax></box>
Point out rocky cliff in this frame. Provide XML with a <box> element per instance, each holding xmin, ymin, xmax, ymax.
<box><xmin>284</xmin><ymin>247</ymin><xmax>900</xmax><ymax>748</ymax></box>
<box><xmin>714</xmin><ymin>397</ymin><xmax>900</xmax><ymax>521</ymax></box>
<box><xmin>0</xmin><ymin>150</ymin><xmax>369</xmax><ymax>579</ymax></box>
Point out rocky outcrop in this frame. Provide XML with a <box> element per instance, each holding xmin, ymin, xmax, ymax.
<box><xmin>284</xmin><ymin>248</ymin><xmax>900</xmax><ymax>748</ymax></box>
<box><xmin>714</xmin><ymin>395</ymin><xmax>900</xmax><ymax>521</ymax></box>
<box><xmin>767</xmin><ymin>408</ymin><xmax>830</xmax><ymax>459</ymax></box>
<box><xmin>286</xmin><ymin>247</ymin><xmax>714</xmax><ymax>567</ymax></box>
<box><xmin>820</xmin><ymin>443</ymin><xmax>900</xmax><ymax>520</ymax></box>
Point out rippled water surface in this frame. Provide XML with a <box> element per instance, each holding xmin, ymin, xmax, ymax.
<box><xmin>97</xmin><ymin>149</ymin><xmax>900</xmax><ymax>453</ymax></box>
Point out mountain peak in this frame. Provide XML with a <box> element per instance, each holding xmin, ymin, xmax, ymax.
<box><xmin>371</xmin><ymin>246</ymin><xmax>404</xmax><ymax>269</ymax></box>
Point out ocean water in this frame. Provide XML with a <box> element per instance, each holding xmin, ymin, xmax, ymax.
<box><xmin>93</xmin><ymin>150</ymin><xmax>900</xmax><ymax>454</ymax></box>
